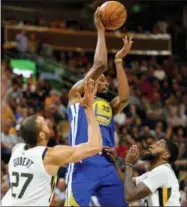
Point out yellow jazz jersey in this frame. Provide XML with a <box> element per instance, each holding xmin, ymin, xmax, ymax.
<box><xmin>135</xmin><ymin>164</ymin><xmax>181</xmax><ymax>206</ymax></box>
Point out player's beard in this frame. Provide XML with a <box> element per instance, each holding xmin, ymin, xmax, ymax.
<box><xmin>96</xmin><ymin>90</ymin><xmax>111</xmax><ymax>102</ymax></box>
<box><xmin>141</xmin><ymin>151</ymin><xmax>159</xmax><ymax>161</ymax></box>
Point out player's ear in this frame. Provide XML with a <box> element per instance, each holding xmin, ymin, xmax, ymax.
<box><xmin>162</xmin><ymin>151</ymin><xmax>170</xmax><ymax>161</ymax></box>
<box><xmin>38</xmin><ymin>132</ymin><xmax>46</xmax><ymax>143</ymax></box>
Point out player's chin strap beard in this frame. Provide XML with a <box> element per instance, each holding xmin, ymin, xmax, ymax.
<box><xmin>141</xmin><ymin>152</ymin><xmax>158</xmax><ymax>161</ymax></box>
<box><xmin>96</xmin><ymin>91</ymin><xmax>112</xmax><ymax>102</ymax></box>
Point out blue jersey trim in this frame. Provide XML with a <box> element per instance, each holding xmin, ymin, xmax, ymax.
<box><xmin>65</xmin><ymin>103</ymin><xmax>80</xmax><ymax>205</ymax></box>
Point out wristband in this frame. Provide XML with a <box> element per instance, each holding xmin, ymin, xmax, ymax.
<box><xmin>114</xmin><ymin>58</ymin><xmax>123</xmax><ymax>63</ymax></box>
<box><xmin>125</xmin><ymin>163</ymin><xmax>134</xmax><ymax>168</ymax></box>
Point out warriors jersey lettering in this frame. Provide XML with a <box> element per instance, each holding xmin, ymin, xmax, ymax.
<box><xmin>93</xmin><ymin>98</ymin><xmax>113</xmax><ymax>126</ymax></box>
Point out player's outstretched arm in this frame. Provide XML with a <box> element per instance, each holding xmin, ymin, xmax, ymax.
<box><xmin>44</xmin><ymin>80</ymin><xmax>102</xmax><ymax>174</ymax></box>
<box><xmin>111</xmin><ymin>37</ymin><xmax>133</xmax><ymax>115</ymax></box>
<box><xmin>69</xmin><ymin>7</ymin><xmax>107</xmax><ymax>104</ymax></box>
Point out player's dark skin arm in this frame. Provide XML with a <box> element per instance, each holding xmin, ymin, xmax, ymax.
<box><xmin>69</xmin><ymin>8</ymin><xmax>107</xmax><ymax>104</ymax></box>
<box><xmin>124</xmin><ymin>145</ymin><xmax>151</xmax><ymax>202</ymax></box>
<box><xmin>111</xmin><ymin>37</ymin><xmax>133</xmax><ymax>115</ymax></box>
<box><xmin>114</xmin><ymin>161</ymin><xmax>125</xmax><ymax>181</ymax></box>
<box><xmin>104</xmin><ymin>146</ymin><xmax>151</xmax><ymax>202</ymax></box>
<box><xmin>103</xmin><ymin>147</ymin><xmax>125</xmax><ymax>180</ymax></box>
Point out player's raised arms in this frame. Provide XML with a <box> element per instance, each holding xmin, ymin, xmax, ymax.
<box><xmin>68</xmin><ymin>7</ymin><xmax>107</xmax><ymax>104</ymax></box>
<box><xmin>110</xmin><ymin>37</ymin><xmax>133</xmax><ymax>115</ymax></box>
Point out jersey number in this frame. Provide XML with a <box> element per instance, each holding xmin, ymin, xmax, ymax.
<box><xmin>102</xmin><ymin>105</ymin><xmax>110</xmax><ymax>113</ymax></box>
<box><xmin>11</xmin><ymin>172</ymin><xmax>33</xmax><ymax>198</ymax></box>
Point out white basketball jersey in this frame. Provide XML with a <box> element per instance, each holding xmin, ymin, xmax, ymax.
<box><xmin>135</xmin><ymin>164</ymin><xmax>181</xmax><ymax>206</ymax></box>
<box><xmin>2</xmin><ymin>143</ymin><xmax>57</xmax><ymax>206</ymax></box>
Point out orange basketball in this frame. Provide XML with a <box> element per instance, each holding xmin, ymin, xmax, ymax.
<box><xmin>100</xmin><ymin>1</ymin><xmax>127</xmax><ymax>30</ymax></box>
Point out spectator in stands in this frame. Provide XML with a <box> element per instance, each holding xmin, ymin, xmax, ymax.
<box><xmin>151</xmin><ymin>122</ymin><xmax>165</xmax><ymax>139</ymax></box>
<box><xmin>145</xmin><ymin>92</ymin><xmax>164</xmax><ymax>128</ymax></box>
<box><xmin>45</xmin><ymin>90</ymin><xmax>59</xmax><ymax>109</ymax></box>
<box><xmin>1</xmin><ymin>119</ymin><xmax>18</xmax><ymax>162</ymax></box>
<box><xmin>15</xmin><ymin>30</ymin><xmax>28</xmax><ymax>53</ymax></box>
<box><xmin>28</xmin><ymin>33</ymin><xmax>39</xmax><ymax>54</ymax></box>
<box><xmin>7</xmin><ymin>78</ymin><xmax>22</xmax><ymax>104</ymax></box>
<box><xmin>54</xmin><ymin>178</ymin><xmax>66</xmax><ymax>203</ymax></box>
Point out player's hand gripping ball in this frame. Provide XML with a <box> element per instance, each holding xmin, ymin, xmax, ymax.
<box><xmin>100</xmin><ymin>1</ymin><xmax>127</xmax><ymax>30</ymax></box>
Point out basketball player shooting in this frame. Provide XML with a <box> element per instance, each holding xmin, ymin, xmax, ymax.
<box><xmin>66</xmin><ymin>7</ymin><xmax>132</xmax><ymax>207</ymax></box>
<box><xmin>1</xmin><ymin>79</ymin><xmax>102</xmax><ymax>206</ymax></box>
<box><xmin>105</xmin><ymin>139</ymin><xmax>181</xmax><ymax>206</ymax></box>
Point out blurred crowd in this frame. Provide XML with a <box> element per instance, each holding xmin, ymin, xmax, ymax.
<box><xmin>2</xmin><ymin>1</ymin><xmax>187</xmax><ymax>35</ymax></box>
<box><xmin>2</xmin><ymin>16</ymin><xmax>170</xmax><ymax>35</ymax></box>
<box><xmin>1</xmin><ymin>46</ymin><xmax>187</xmax><ymax>205</ymax></box>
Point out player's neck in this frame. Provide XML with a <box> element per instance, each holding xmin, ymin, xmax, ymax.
<box><xmin>36</xmin><ymin>142</ymin><xmax>46</xmax><ymax>147</ymax></box>
<box><xmin>37</xmin><ymin>139</ymin><xmax>47</xmax><ymax>147</ymax></box>
<box><xmin>150</xmin><ymin>160</ymin><xmax>168</xmax><ymax>170</ymax></box>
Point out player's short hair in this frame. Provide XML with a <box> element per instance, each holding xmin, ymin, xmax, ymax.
<box><xmin>165</xmin><ymin>139</ymin><xmax>179</xmax><ymax>162</ymax></box>
<box><xmin>20</xmin><ymin>115</ymin><xmax>40</xmax><ymax>147</ymax></box>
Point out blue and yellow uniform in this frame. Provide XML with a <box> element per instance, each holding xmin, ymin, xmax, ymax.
<box><xmin>65</xmin><ymin>98</ymin><xmax>128</xmax><ymax>206</ymax></box>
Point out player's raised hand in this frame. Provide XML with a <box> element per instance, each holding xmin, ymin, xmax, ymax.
<box><xmin>94</xmin><ymin>7</ymin><xmax>105</xmax><ymax>32</ymax></box>
<box><xmin>125</xmin><ymin>145</ymin><xmax>139</xmax><ymax>165</ymax></box>
<box><xmin>76</xmin><ymin>79</ymin><xmax>97</xmax><ymax>110</ymax></box>
<box><xmin>115</xmin><ymin>36</ymin><xmax>133</xmax><ymax>59</ymax></box>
